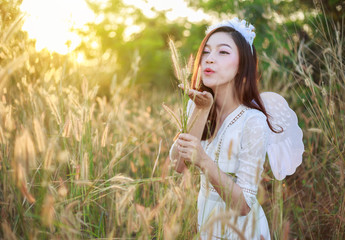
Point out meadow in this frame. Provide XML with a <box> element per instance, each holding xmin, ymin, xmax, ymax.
<box><xmin>0</xmin><ymin>7</ymin><xmax>344</xmax><ymax>240</ymax></box>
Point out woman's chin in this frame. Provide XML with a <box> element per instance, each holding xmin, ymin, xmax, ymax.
<box><xmin>202</xmin><ymin>79</ymin><xmax>215</xmax><ymax>89</ymax></box>
<box><xmin>202</xmin><ymin>80</ymin><xmax>222</xmax><ymax>91</ymax></box>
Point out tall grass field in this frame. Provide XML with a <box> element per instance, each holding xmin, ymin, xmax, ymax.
<box><xmin>0</xmin><ymin>7</ymin><xmax>344</xmax><ymax>240</ymax></box>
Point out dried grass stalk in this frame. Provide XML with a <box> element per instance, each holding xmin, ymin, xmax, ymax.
<box><xmin>41</xmin><ymin>195</ymin><xmax>55</xmax><ymax>229</ymax></box>
<box><xmin>228</xmin><ymin>139</ymin><xmax>233</xmax><ymax>160</ymax></box>
<box><xmin>81</xmin><ymin>152</ymin><xmax>89</xmax><ymax>181</ymax></box>
<box><xmin>169</xmin><ymin>38</ymin><xmax>183</xmax><ymax>81</ymax></box>
<box><xmin>14</xmin><ymin>129</ymin><xmax>36</xmax><ymax>171</ymax></box>
<box><xmin>167</xmin><ymin>39</ymin><xmax>192</xmax><ymax>134</ymax></box>
<box><xmin>46</xmin><ymin>96</ymin><xmax>61</xmax><ymax>125</ymax></box>
<box><xmin>62</xmin><ymin>111</ymin><xmax>72</xmax><ymax>138</ymax></box>
<box><xmin>162</xmin><ymin>103</ymin><xmax>182</xmax><ymax>130</ymax></box>
<box><xmin>1</xmin><ymin>221</ymin><xmax>17</xmax><ymax>240</ymax></box>
<box><xmin>33</xmin><ymin>118</ymin><xmax>46</xmax><ymax>152</ymax></box>
<box><xmin>101</xmin><ymin>123</ymin><xmax>109</xmax><ymax>147</ymax></box>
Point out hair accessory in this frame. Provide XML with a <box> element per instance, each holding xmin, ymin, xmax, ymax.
<box><xmin>206</xmin><ymin>17</ymin><xmax>256</xmax><ymax>54</ymax></box>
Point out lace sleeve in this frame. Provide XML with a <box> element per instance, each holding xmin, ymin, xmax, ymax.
<box><xmin>236</xmin><ymin>113</ymin><xmax>268</xmax><ymax>209</ymax></box>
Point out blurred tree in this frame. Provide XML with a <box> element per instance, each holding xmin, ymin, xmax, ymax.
<box><xmin>76</xmin><ymin>0</ymin><xmax>344</xmax><ymax>92</ymax></box>
<box><xmin>186</xmin><ymin>0</ymin><xmax>344</xmax><ymax>44</ymax></box>
<box><xmin>186</xmin><ymin>0</ymin><xmax>344</xmax><ymax>89</ymax></box>
<box><xmin>77</xmin><ymin>0</ymin><xmax>204</xmax><ymax>91</ymax></box>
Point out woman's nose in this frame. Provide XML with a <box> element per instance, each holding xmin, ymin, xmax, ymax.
<box><xmin>205</xmin><ymin>53</ymin><xmax>215</xmax><ymax>64</ymax></box>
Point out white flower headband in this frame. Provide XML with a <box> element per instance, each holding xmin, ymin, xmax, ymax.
<box><xmin>206</xmin><ymin>17</ymin><xmax>256</xmax><ymax>54</ymax></box>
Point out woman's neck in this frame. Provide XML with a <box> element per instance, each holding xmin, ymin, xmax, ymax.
<box><xmin>213</xmin><ymin>84</ymin><xmax>240</xmax><ymax>122</ymax></box>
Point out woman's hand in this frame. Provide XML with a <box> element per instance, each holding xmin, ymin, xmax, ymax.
<box><xmin>176</xmin><ymin>133</ymin><xmax>209</xmax><ymax>168</ymax></box>
<box><xmin>170</xmin><ymin>148</ymin><xmax>187</xmax><ymax>174</ymax></box>
<box><xmin>178</xmin><ymin>84</ymin><xmax>213</xmax><ymax>110</ymax></box>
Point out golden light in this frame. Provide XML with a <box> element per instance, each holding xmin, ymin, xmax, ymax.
<box><xmin>20</xmin><ymin>0</ymin><xmax>211</xmax><ymax>55</ymax></box>
<box><xmin>20</xmin><ymin>0</ymin><xmax>95</xmax><ymax>54</ymax></box>
<box><xmin>76</xmin><ymin>53</ymin><xmax>85</xmax><ymax>64</ymax></box>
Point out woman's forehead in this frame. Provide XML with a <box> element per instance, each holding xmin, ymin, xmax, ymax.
<box><xmin>205</xmin><ymin>32</ymin><xmax>235</xmax><ymax>48</ymax></box>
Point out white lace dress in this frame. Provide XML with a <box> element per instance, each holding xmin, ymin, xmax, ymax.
<box><xmin>170</xmin><ymin>93</ymin><xmax>304</xmax><ymax>239</ymax></box>
<box><xmin>197</xmin><ymin>103</ymin><xmax>271</xmax><ymax>240</ymax></box>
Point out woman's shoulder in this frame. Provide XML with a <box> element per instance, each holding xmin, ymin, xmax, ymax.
<box><xmin>245</xmin><ymin>107</ymin><xmax>266</xmax><ymax>120</ymax></box>
<box><xmin>243</xmin><ymin>107</ymin><xmax>268</xmax><ymax>128</ymax></box>
<box><xmin>238</xmin><ymin>107</ymin><xmax>269</xmax><ymax>146</ymax></box>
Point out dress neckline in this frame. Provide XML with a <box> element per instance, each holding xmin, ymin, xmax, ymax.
<box><xmin>207</xmin><ymin>104</ymin><xmax>247</xmax><ymax>143</ymax></box>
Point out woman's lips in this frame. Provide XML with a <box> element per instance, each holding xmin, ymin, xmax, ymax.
<box><xmin>204</xmin><ymin>68</ymin><xmax>215</xmax><ymax>75</ymax></box>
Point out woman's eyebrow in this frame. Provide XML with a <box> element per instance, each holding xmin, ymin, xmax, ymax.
<box><xmin>205</xmin><ymin>43</ymin><xmax>232</xmax><ymax>49</ymax></box>
<box><xmin>218</xmin><ymin>43</ymin><xmax>232</xmax><ymax>49</ymax></box>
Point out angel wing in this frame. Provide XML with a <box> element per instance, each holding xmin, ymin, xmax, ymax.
<box><xmin>260</xmin><ymin>92</ymin><xmax>304</xmax><ymax>180</ymax></box>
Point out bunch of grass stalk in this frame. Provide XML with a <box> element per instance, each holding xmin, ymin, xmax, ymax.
<box><xmin>163</xmin><ymin>39</ymin><xmax>193</xmax><ymax>136</ymax></box>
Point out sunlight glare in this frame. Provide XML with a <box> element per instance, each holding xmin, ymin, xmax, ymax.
<box><xmin>20</xmin><ymin>0</ymin><xmax>211</xmax><ymax>55</ymax></box>
<box><xmin>76</xmin><ymin>52</ymin><xmax>85</xmax><ymax>63</ymax></box>
<box><xmin>20</xmin><ymin>0</ymin><xmax>95</xmax><ymax>54</ymax></box>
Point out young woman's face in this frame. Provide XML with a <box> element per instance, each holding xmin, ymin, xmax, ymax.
<box><xmin>201</xmin><ymin>31</ymin><xmax>239</xmax><ymax>91</ymax></box>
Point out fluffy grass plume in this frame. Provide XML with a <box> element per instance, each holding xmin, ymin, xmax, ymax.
<box><xmin>167</xmin><ymin>38</ymin><xmax>191</xmax><ymax>134</ymax></box>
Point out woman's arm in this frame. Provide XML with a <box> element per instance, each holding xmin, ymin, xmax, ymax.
<box><xmin>199</xmin><ymin>155</ymin><xmax>251</xmax><ymax>215</ymax></box>
<box><xmin>177</xmin><ymin>133</ymin><xmax>250</xmax><ymax>215</ymax></box>
<box><xmin>177</xmin><ymin>114</ymin><xmax>268</xmax><ymax>216</ymax></box>
<box><xmin>170</xmin><ymin>88</ymin><xmax>213</xmax><ymax>173</ymax></box>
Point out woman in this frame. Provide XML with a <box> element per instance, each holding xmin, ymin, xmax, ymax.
<box><xmin>169</xmin><ymin>18</ymin><xmax>303</xmax><ymax>239</ymax></box>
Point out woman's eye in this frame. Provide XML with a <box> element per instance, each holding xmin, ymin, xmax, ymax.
<box><xmin>219</xmin><ymin>51</ymin><xmax>229</xmax><ymax>54</ymax></box>
<box><xmin>202</xmin><ymin>50</ymin><xmax>210</xmax><ymax>54</ymax></box>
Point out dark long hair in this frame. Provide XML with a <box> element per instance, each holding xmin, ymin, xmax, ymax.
<box><xmin>190</xmin><ymin>27</ymin><xmax>280</xmax><ymax>140</ymax></box>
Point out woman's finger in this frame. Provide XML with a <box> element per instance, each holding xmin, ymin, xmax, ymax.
<box><xmin>187</xmin><ymin>88</ymin><xmax>213</xmax><ymax>101</ymax></box>
<box><xmin>177</xmin><ymin>136</ymin><xmax>193</xmax><ymax>144</ymax></box>
<box><xmin>177</xmin><ymin>142</ymin><xmax>195</xmax><ymax>153</ymax></box>
<box><xmin>180</xmin><ymin>150</ymin><xmax>197</xmax><ymax>162</ymax></box>
<box><xmin>178</xmin><ymin>133</ymin><xmax>195</xmax><ymax>141</ymax></box>
<box><xmin>188</xmin><ymin>89</ymin><xmax>204</xmax><ymax>98</ymax></box>
<box><xmin>177</xmin><ymin>147</ymin><xmax>189</xmax><ymax>155</ymax></box>
<box><xmin>204</xmin><ymin>92</ymin><xmax>213</xmax><ymax>101</ymax></box>
<box><xmin>195</xmin><ymin>93</ymin><xmax>212</xmax><ymax>105</ymax></box>
<box><xmin>198</xmin><ymin>91</ymin><xmax>212</xmax><ymax>101</ymax></box>
<box><xmin>179</xmin><ymin>152</ymin><xmax>191</xmax><ymax>160</ymax></box>
<box><xmin>179</xmin><ymin>133</ymin><xmax>194</xmax><ymax>139</ymax></box>
<box><xmin>187</xmin><ymin>90</ymin><xmax>197</xmax><ymax>100</ymax></box>
<box><xmin>177</xmin><ymin>141</ymin><xmax>190</xmax><ymax>149</ymax></box>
